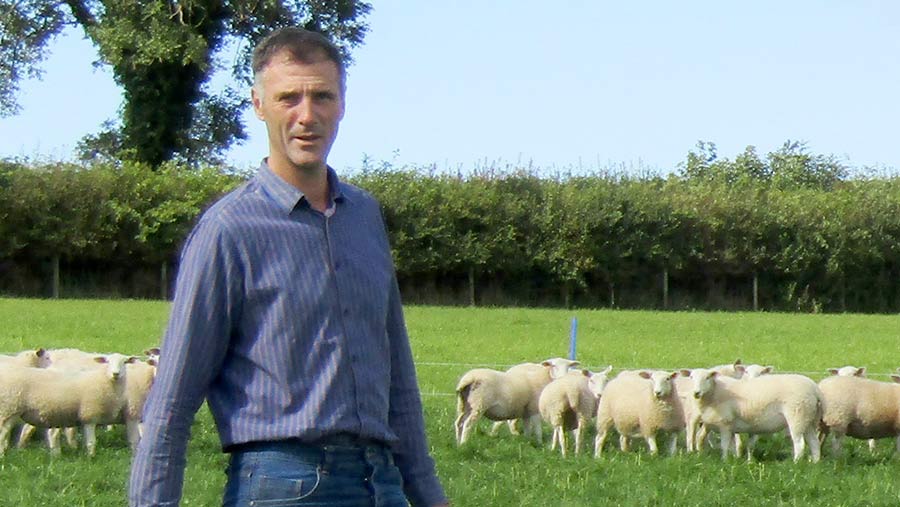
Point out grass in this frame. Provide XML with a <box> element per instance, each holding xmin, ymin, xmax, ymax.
<box><xmin>1</xmin><ymin>298</ymin><xmax>900</xmax><ymax>506</ymax></box>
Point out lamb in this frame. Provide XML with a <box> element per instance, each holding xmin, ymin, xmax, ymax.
<box><xmin>538</xmin><ymin>366</ymin><xmax>612</xmax><ymax>456</ymax></box>
<box><xmin>690</xmin><ymin>368</ymin><xmax>822</xmax><ymax>462</ymax></box>
<box><xmin>120</xmin><ymin>358</ymin><xmax>159</xmax><ymax>449</ymax></box>
<box><xmin>693</xmin><ymin>363</ymin><xmax>775</xmax><ymax>453</ymax></box>
<box><xmin>455</xmin><ymin>357</ymin><xmax>579</xmax><ymax>445</ymax></box>
<box><xmin>595</xmin><ymin>370</ymin><xmax>684</xmax><ymax>457</ymax></box>
<box><xmin>0</xmin><ymin>353</ymin><xmax>136</xmax><ymax>456</ymax></box>
<box><xmin>0</xmin><ymin>349</ymin><xmax>48</xmax><ymax>368</ymax></box>
<box><xmin>828</xmin><ymin>365</ymin><xmax>865</xmax><ymax>377</ymax></box>
<box><xmin>818</xmin><ymin>372</ymin><xmax>900</xmax><ymax>457</ymax></box>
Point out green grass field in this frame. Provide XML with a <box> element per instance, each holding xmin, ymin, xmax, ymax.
<box><xmin>1</xmin><ymin>298</ymin><xmax>900</xmax><ymax>506</ymax></box>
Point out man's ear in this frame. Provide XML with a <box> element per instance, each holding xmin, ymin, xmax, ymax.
<box><xmin>251</xmin><ymin>86</ymin><xmax>265</xmax><ymax>121</ymax></box>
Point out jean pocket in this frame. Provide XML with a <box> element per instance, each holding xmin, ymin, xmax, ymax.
<box><xmin>247</xmin><ymin>466</ymin><xmax>322</xmax><ymax>506</ymax></box>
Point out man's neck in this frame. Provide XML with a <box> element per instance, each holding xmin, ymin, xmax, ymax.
<box><xmin>270</xmin><ymin>160</ymin><xmax>330</xmax><ymax>212</ymax></box>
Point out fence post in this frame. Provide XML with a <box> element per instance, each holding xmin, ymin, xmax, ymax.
<box><xmin>51</xmin><ymin>255</ymin><xmax>60</xmax><ymax>299</ymax></box>
<box><xmin>662</xmin><ymin>268</ymin><xmax>669</xmax><ymax>310</ymax></box>
<box><xmin>753</xmin><ymin>272</ymin><xmax>759</xmax><ymax>311</ymax></box>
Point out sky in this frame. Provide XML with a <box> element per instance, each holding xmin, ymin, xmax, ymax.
<box><xmin>1</xmin><ymin>1</ymin><xmax>899</xmax><ymax>176</ymax></box>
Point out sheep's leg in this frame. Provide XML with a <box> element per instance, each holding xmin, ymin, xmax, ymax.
<box><xmin>619</xmin><ymin>434</ymin><xmax>630</xmax><ymax>452</ymax></box>
<box><xmin>46</xmin><ymin>428</ymin><xmax>61</xmax><ymax>456</ymax></box>
<box><xmin>868</xmin><ymin>438</ymin><xmax>877</xmax><ymax>453</ymax></box>
<box><xmin>695</xmin><ymin>423</ymin><xmax>709</xmax><ymax>450</ymax></box>
<box><xmin>453</xmin><ymin>409</ymin><xmax>468</xmax><ymax>444</ymax></box>
<box><xmin>0</xmin><ymin>417</ymin><xmax>16</xmax><ymax>455</ymax></box>
<box><xmin>667</xmin><ymin>433</ymin><xmax>678</xmax><ymax>456</ymax></box>
<box><xmin>645</xmin><ymin>434</ymin><xmax>659</xmax><ymax>455</ymax></box>
<box><xmin>458</xmin><ymin>409</ymin><xmax>480</xmax><ymax>445</ymax></box>
<box><xmin>16</xmin><ymin>423</ymin><xmax>37</xmax><ymax>448</ymax></box>
<box><xmin>83</xmin><ymin>424</ymin><xmax>97</xmax><ymax>457</ymax></box>
<box><xmin>805</xmin><ymin>427</ymin><xmax>821</xmax><ymax>463</ymax></box>
<box><xmin>830</xmin><ymin>430</ymin><xmax>844</xmax><ymax>457</ymax></box>
<box><xmin>685</xmin><ymin>419</ymin><xmax>697</xmax><ymax>452</ymax></box>
<box><xmin>734</xmin><ymin>433</ymin><xmax>744</xmax><ymax>457</ymax></box>
<box><xmin>558</xmin><ymin>428</ymin><xmax>568</xmax><ymax>457</ymax></box>
<box><xmin>549</xmin><ymin>427</ymin><xmax>559</xmax><ymax>451</ymax></box>
<box><xmin>719</xmin><ymin>427</ymin><xmax>733</xmax><ymax>459</ymax></box>
<box><xmin>524</xmin><ymin>414</ymin><xmax>543</xmax><ymax>445</ymax></box>
<box><xmin>895</xmin><ymin>436</ymin><xmax>900</xmax><ymax>455</ymax></box>
<box><xmin>574</xmin><ymin>417</ymin><xmax>589</xmax><ymax>455</ymax></box>
<box><xmin>594</xmin><ymin>426</ymin><xmax>609</xmax><ymax>457</ymax></box>
<box><xmin>744</xmin><ymin>434</ymin><xmax>759</xmax><ymax>461</ymax></box>
<box><xmin>126</xmin><ymin>419</ymin><xmax>142</xmax><ymax>450</ymax></box>
<box><xmin>64</xmin><ymin>427</ymin><xmax>78</xmax><ymax>448</ymax></box>
<box><xmin>789</xmin><ymin>427</ymin><xmax>807</xmax><ymax>462</ymax></box>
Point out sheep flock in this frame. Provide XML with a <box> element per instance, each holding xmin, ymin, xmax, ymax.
<box><xmin>456</xmin><ymin>359</ymin><xmax>900</xmax><ymax>462</ymax></box>
<box><xmin>0</xmin><ymin>347</ymin><xmax>159</xmax><ymax>456</ymax></box>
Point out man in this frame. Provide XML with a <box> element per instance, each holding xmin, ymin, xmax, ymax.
<box><xmin>129</xmin><ymin>27</ymin><xmax>449</xmax><ymax>507</ymax></box>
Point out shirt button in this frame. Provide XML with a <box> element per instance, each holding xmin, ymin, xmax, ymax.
<box><xmin>343</xmin><ymin>308</ymin><xmax>350</xmax><ymax>316</ymax></box>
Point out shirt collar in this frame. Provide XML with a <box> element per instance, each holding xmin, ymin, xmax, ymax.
<box><xmin>256</xmin><ymin>160</ymin><xmax>348</xmax><ymax>214</ymax></box>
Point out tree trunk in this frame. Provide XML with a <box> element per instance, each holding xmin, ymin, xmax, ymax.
<box><xmin>752</xmin><ymin>272</ymin><xmax>759</xmax><ymax>311</ymax></box>
<box><xmin>608</xmin><ymin>282</ymin><xmax>616</xmax><ymax>308</ymax></box>
<box><xmin>468</xmin><ymin>267</ymin><xmax>476</xmax><ymax>307</ymax></box>
<box><xmin>160</xmin><ymin>261</ymin><xmax>169</xmax><ymax>300</ymax></box>
<box><xmin>662</xmin><ymin>268</ymin><xmax>669</xmax><ymax>310</ymax></box>
<box><xmin>51</xmin><ymin>255</ymin><xmax>60</xmax><ymax>299</ymax></box>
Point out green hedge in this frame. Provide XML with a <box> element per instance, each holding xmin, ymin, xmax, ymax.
<box><xmin>2</xmin><ymin>154</ymin><xmax>899</xmax><ymax>312</ymax></box>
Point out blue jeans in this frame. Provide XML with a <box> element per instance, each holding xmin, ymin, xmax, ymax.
<box><xmin>222</xmin><ymin>440</ymin><xmax>409</xmax><ymax>507</ymax></box>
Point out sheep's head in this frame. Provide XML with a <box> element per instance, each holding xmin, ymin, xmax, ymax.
<box><xmin>828</xmin><ymin>366</ymin><xmax>866</xmax><ymax>377</ymax></box>
<box><xmin>690</xmin><ymin>368</ymin><xmax>717</xmax><ymax>400</ymax></box>
<box><xmin>587</xmin><ymin>365</ymin><xmax>613</xmax><ymax>399</ymax></box>
<box><xmin>94</xmin><ymin>353</ymin><xmax>138</xmax><ymax>381</ymax></box>
<box><xmin>541</xmin><ymin>357</ymin><xmax>581</xmax><ymax>380</ymax></box>
<box><xmin>640</xmin><ymin>370</ymin><xmax>677</xmax><ymax>399</ymax></box>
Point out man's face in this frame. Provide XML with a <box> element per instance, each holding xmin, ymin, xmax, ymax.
<box><xmin>252</xmin><ymin>51</ymin><xmax>345</xmax><ymax>175</ymax></box>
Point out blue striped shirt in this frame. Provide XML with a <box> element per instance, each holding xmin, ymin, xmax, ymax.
<box><xmin>129</xmin><ymin>162</ymin><xmax>446</xmax><ymax>506</ymax></box>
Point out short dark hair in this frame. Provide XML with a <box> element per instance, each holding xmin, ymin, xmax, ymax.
<box><xmin>252</xmin><ymin>27</ymin><xmax>346</xmax><ymax>92</ymax></box>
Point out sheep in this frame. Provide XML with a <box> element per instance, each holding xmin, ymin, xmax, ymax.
<box><xmin>538</xmin><ymin>366</ymin><xmax>612</xmax><ymax>456</ymax></box>
<box><xmin>828</xmin><ymin>365</ymin><xmax>865</xmax><ymax>377</ymax></box>
<box><xmin>0</xmin><ymin>349</ymin><xmax>48</xmax><ymax>368</ymax></box>
<box><xmin>710</xmin><ymin>359</ymin><xmax>746</xmax><ymax>379</ymax></box>
<box><xmin>690</xmin><ymin>368</ymin><xmax>822</xmax><ymax>462</ymax></box>
<box><xmin>455</xmin><ymin>357</ymin><xmax>579</xmax><ymax>445</ymax></box>
<box><xmin>818</xmin><ymin>372</ymin><xmax>900</xmax><ymax>457</ymax></box>
<box><xmin>120</xmin><ymin>357</ymin><xmax>158</xmax><ymax>449</ymax></box>
<box><xmin>595</xmin><ymin>370</ymin><xmax>684</xmax><ymax>457</ymax></box>
<box><xmin>0</xmin><ymin>353</ymin><xmax>136</xmax><ymax>456</ymax></box>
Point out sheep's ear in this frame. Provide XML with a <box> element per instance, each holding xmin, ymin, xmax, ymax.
<box><xmin>145</xmin><ymin>347</ymin><xmax>161</xmax><ymax>356</ymax></box>
<box><xmin>857</xmin><ymin>368</ymin><xmax>866</xmax><ymax>377</ymax></box>
<box><xmin>733</xmin><ymin>359</ymin><xmax>743</xmax><ymax>366</ymax></box>
<box><xmin>94</xmin><ymin>356</ymin><xmax>108</xmax><ymax>364</ymax></box>
<box><xmin>734</xmin><ymin>365</ymin><xmax>746</xmax><ymax>375</ymax></box>
<box><xmin>710</xmin><ymin>371</ymin><xmax>719</xmax><ymax>378</ymax></box>
<box><xmin>541</xmin><ymin>361</ymin><xmax>551</xmax><ymax>367</ymax></box>
<box><xmin>570</xmin><ymin>361</ymin><xmax>581</xmax><ymax>368</ymax></box>
<box><xmin>35</xmin><ymin>348</ymin><xmax>46</xmax><ymax>357</ymax></box>
<box><xmin>147</xmin><ymin>358</ymin><xmax>158</xmax><ymax>367</ymax></box>
<box><xmin>827</xmin><ymin>368</ymin><xmax>838</xmax><ymax>376</ymax></box>
<box><xmin>763</xmin><ymin>366</ymin><xmax>774</xmax><ymax>374</ymax></box>
<box><xmin>602</xmin><ymin>365</ymin><xmax>613</xmax><ymax>375</ymax></box>
<box><xmin>668</xmin><ymin>371</ymin><xmax>678</xmax><ymax>380</ymax></box>
<box><xmin>638</xmin><ymin>371</ymin><xmax>651</xmax><ymax>380</ymax></box>
<box><xmin>581</xmin><ymin>369</ymin><xmax>591</xmax><ymax>377</ymax></box>
<box><xmin>125</xmin><ymin>356</ymin><xmax>138</xmax><ymax>364</ymax></box>
<box><xmin>891</xmin><ymin>374</ymin><xmax>900</xmax><ymax>384</ymax></box>
<box><xmin>679</xmin><ymin>369</ymin><xmax>691</xmax><ymax>377</ymax></box>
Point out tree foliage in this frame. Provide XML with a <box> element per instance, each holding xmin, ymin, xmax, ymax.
<box><xmin>0</xmin><ymin>0</ymin><xmax>372</xmax><ymax>167</ymax></box>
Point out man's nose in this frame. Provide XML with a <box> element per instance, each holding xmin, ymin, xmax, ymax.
<box><xmin>296</xmin><ymin>98</ymin><xmax>315</xmax><ymax>124</ymax></box>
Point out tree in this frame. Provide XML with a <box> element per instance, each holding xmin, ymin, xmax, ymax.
<box><xmin>1</xmin><ymin>0</ymin><xmax>372</xmax><ymax>167</ymax></box>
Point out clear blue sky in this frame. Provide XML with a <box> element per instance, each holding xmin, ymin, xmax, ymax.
<box><xmin>1</xmin><ymin>1</ymin><xmax>898</xmax><ymax>176</ymax></box>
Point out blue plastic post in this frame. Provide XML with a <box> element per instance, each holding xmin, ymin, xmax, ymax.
<box><xmin>568</xmin><ymin>317</ymin><xmax>578</xmax><ymax>360</ymax></box>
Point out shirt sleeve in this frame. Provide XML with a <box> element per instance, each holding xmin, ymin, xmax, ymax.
<box><xmin>129</xmin><ymin>215</ymin><xmax>240</xmax><ymax>507</ymax></box>
<box><xmin>385</xmin><ymin>273</ymin><xmax>448</xmax><ymax>507</ymax></box>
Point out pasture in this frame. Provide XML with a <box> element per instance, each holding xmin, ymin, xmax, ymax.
<box><xmin>1</xmin><ymin>297</ymin><xmax>900</xmax><ymax>506</ymax></box>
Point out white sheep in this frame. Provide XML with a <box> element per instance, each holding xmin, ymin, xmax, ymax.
<box><xmin>818</xmin><ymin>372</ymin><xmax>900</xmax><ymax>457</ymax></box>
<box><xmin>455</xmin><ymin>357</ymin><xmax>578</xmax><ymax>445</ymax></box>
<box><xmin>828</xmin><ymin>365</ymin><xmax>865</xmax><ymax>377</ymax></box>
<box><xmin>120</xmin><ymin>358</ymin><xmax>158</xmax><ymax>449</ymax></box>
<box><xmin>538</xmin><ymin>366</ymin><xmax>612</xmax><ymax>456</ymax></box>
<box><xmin>690</xmin><ymin>369</ymin><xmax>822</xmax><ymax>462</ymax></box>
<box><xmin>595</xmin><ymin>370</ymin><xmax>684</xmax><ymax>457</ymax></box>
<box><xmin>0</xmin><ymin>353</ymin><xmax>136</xmax><ymax>456</ymax></box>
<box><xmin>0</xmin><ymin>349</ymin><xmax>48</xmax><ymax>368</ymax></box>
